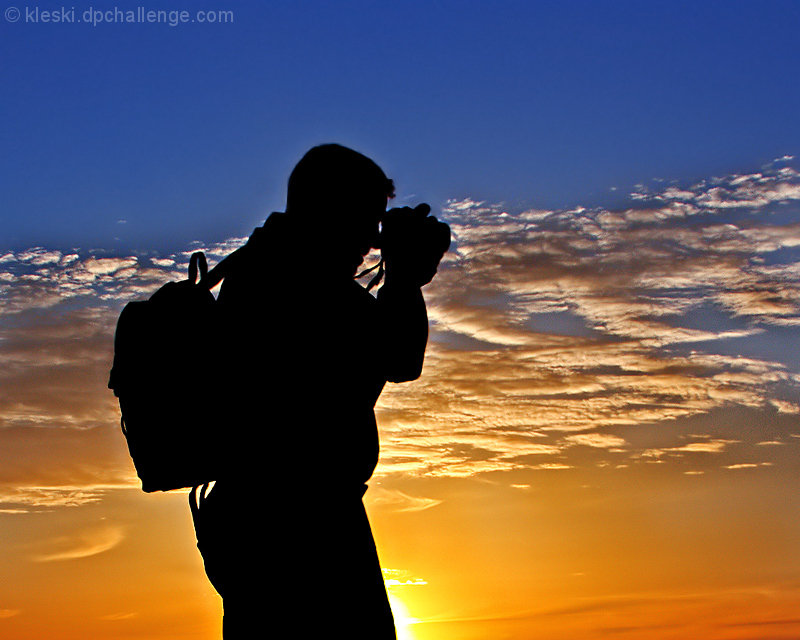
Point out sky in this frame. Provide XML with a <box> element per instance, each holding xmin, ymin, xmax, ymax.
<box><xmin>2</xmin><ymin>1</ymin><xmax>800</xmax><ymax>639</ymax></box>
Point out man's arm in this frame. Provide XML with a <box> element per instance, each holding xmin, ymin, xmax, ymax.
<box><xmin>375</xmin><ymin>203</ymin><xmax>450</xmax><ymax>383</ymax></box>
<box><xmin>377</xmin><ymin>281</ymin><xmax>428</xmax><ymax>383</ymax></box>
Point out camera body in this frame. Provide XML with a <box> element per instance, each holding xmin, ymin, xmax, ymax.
<box><xmin>371</xmin><ymin>203</ymin><xmax>451</xmax><ymax>288</ymax></box>
<box><xmin>374</xmin><ymin>204</ymin><xmax>451</xmax><ymax>254</ymax></box>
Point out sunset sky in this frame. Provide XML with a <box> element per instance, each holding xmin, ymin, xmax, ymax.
<box><xmin>3</xmin><ymin>2</ymin><xmax>800</xmax><ymax>639</ymax></box>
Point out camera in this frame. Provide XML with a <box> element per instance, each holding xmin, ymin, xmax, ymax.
<box><xmin>365</xmin><ymin>203</ymin><xmax>451</xmax><ymax>288</ymax></box>
<box><xmin>375</xmin><ymin>204</ymin><xmax>451</xmax><ymax>256</ymax></box>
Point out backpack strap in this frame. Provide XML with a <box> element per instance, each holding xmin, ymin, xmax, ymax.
<box><xmin>197</xmin><ymin>210</ymin><xmax>387</xmax><ymax>292</ymax></box>
<box><xmin>198</xmin><ymin>246</ymin><xmax>247</xmax><ymax>291</ymax></box>
<box><xmin>355</xmin><ymin>258</ymin><xmax>385</xmax><ymax>291</ymax></box>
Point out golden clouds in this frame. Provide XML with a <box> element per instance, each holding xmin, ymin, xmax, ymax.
<box><xmin>1</xmin><ymin>160</ymin><xmax>800</xmax><ymax>502</ymax></box>
<box><xmin>372</xmin><ymin>159</ymin><xmax>800</xmax><ymax>479</ymax></box>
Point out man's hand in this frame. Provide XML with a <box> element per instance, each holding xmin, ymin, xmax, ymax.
<box><xmin>379</xmin><ymin>203</ymin><xmax>451</xmax><ymax>287</ymax></box>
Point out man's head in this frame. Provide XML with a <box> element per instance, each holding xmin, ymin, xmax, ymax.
<box><xmin>287</xmin><ymin>143</ymin><xmax>395</xmax><ymax>213</ymax></box>
<box><xmin>286</xmin><ymin>144</ymin><xmax>395</xmax><ymax>274</ymax></box>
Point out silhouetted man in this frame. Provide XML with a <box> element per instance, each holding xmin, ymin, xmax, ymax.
<box><xmin>191</xmin><ymin>144</ymin><xmax>449</xmax><ymax>638</ymax></box>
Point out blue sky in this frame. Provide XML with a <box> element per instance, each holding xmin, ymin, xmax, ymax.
<box><xmin>2</xmin><ymin>0</ymin><xmax>799</xmax><ymax>251</ymax></box>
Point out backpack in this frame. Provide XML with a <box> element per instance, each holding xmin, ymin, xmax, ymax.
<box><xmin>108</xmin><ymin>251</ymin><xmax>233</xmax><ymax>492</ymax></box>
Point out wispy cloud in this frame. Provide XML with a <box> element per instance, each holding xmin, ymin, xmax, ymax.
<box><xmin>99</xmin><ymin>611</ymin><xmax>138</xmax><ymax>621</ymax></box>
<box><xmin>31</xmin><ymin>523</ymin><xmax>125</xmax><ymax>562</ymax></box>
<box><xmin>366</xmin><ymin>488</ymin><xmax>442</xmax><ymax>512</ymax></box>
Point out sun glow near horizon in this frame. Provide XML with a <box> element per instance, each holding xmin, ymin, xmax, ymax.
<box><xmin>387</xmin><ymin>591</ymin><xmax>421</xmax><ymax>640</ymax></box>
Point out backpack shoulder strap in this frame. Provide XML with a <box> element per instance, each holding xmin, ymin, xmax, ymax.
<box><xmin>199</xmin><ymin>215</ymin><xmax>278</xmax><ymax>290</ymax></box>
<box><xmin>199</xmin><ymin>246</ymin><xmax>246</xmax><ymax>291</ymax></box>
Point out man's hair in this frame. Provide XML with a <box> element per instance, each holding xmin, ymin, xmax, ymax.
<box><xmin>286</xmin><ymin>144</ymin><xmax>395</xmax><ymax>215</ymax></box>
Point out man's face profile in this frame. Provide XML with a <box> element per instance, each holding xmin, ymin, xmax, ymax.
<box><xmin>330</xmin><ymin>190</ymin><xmax>387</xmax><ymax>275</ymax></box>
<box><xmin>286</xmin><ymin>144</ymin><xmax>394</xmax><ymax>276</ymax></box>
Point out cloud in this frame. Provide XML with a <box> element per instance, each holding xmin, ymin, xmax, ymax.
<box><xmin>0</xmin><ymin>487</ymin><xmax>104</xmax><ymax>509</ymax></box>
<box><xmin>99</xmin><ymin>612</ymin><xmax>138</xmax><ymax>620</ymax></box>
<box><xmin>769</xmin><ymin>399</ymin><xmax>800</xmax><ymax>413</ymax></box>
<box><xmin>0</xmin><ymin>483</ymin><xmax>136</xmax><ymax>510</ymax></box>
<box><xmin>635</xmin><ymin>438</ymin><xmax>739</xmax><ymax>461</ymax></box>
<box><xmin>31</xmin><ymin>523</ymin><xmax>125</xmax><ymax>562</ymax></box>
<box><xmin>0</xmin><ymin>235</ymin><xmax>247</xmax><ymax>318</ymax></box>
<box><xmin>724</xmin><ymin>462</ymin><xmax>773</xmax><ymax>470</ymax></box>
<box><xmin>565</xmin><ymin>433</ymin><xmax>627</xmax><ymax>449</ymax></box>
<box><xmin>382</xmin><ymin>568</ymin><xmax>428</xmax><ymax>587</ymax></box>
<box><xmin>2</xmin><ymin>161</ymin><xmax>800</xmax><ymax>490</ymax></box>
<box><xmin>370</xmin><ymin>161</ymin><xmax>800</xmax><ymax>477</ymax></box>
<box><xmin>366</xmin><ymin>488</ymin><xmax>442</xmax><ymax>512</ymax></box>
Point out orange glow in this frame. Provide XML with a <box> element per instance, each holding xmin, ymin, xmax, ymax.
<box><xmin>387</xmin><ymin>592</ymin><xmax>420</xmax><ymax>640</ymax></box>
